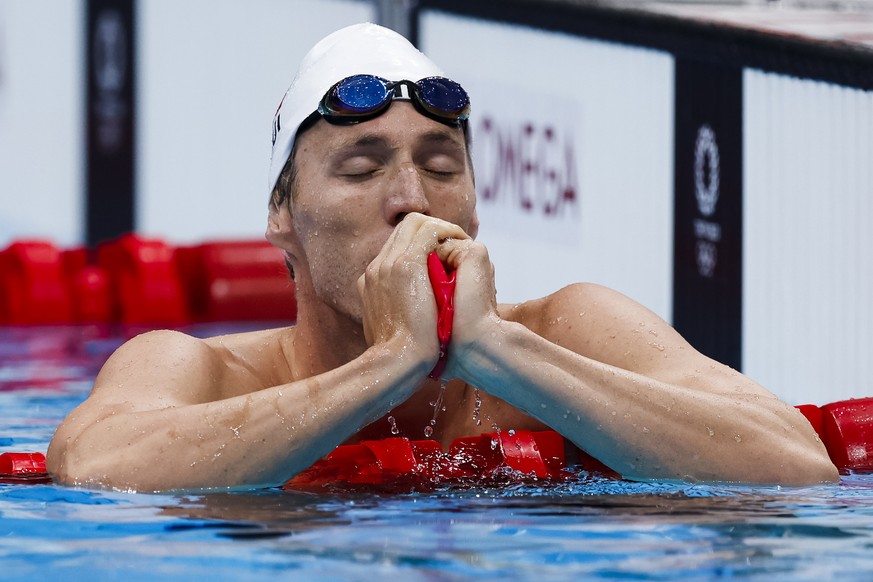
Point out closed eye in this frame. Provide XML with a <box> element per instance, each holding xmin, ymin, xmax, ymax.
<box><xmin>414</xmin><ymin>131</ymin><xmax>468</xmax><ymax>178</ymax></box>
<box><xmin>335</xmin><ymin>157</ymin><xmax>383</xmax><ymax>179</ymax></box>
<box><xmin>421</xmin><ymin>154</ymin><xmax>465</xmax><ymax>179</ymax></box>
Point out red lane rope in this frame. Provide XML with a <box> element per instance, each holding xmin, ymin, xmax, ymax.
<box><xmin>3</xmin><ymin>398</ymin><xmax>872</xmax><ymax>487</ymax></box>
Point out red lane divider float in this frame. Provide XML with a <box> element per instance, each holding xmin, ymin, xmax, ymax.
<box><xmin>2</xmin><ymin>399</ymin><xmax>872</xmax><ymax>487</ymax></box>
<box><xmin>98</xmin><ymin>234</ymin><xmax>189</xmax><ymax>324</ymax></box>
<box><xmin>285</xmin><ymin>430</ymin><xmax>585</xmax><ymax>490</ymax></box>
<box><xmin>0</xmin><ymin>235</ymin><xmax>296</xmax><ymax>325</ymax></box>
<box><xmin>795</xmin><ymin>398</ymin><xmax>873</xmax><ymax>473</ymax></box>
<box><xmin>0</xmin><ymin>452</ymin><xmax>51</xmax><ymax>484</ymax></box>
<box><xmin>176</xmin><ymin>240</ymin><xmax>296</xmax><ymax>323</ymax></box>
<box><xmin>0</xmin><ymin>241</ymin><xmax>74</xmax><ymax>324</ymax></box>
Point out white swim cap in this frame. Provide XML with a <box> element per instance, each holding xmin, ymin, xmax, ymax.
<box><xmin>268</xmin><ymin>23</ymin><xmax>445</xmax><ymax>195</ymax></box>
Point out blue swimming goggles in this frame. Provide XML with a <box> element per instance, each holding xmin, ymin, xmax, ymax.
<box><xmin>315</xmin><ymin>74</ymin><xmax>470</xmax><ymax>127</ymax></box>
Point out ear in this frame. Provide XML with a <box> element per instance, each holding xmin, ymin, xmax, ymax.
<box><xmin>266</xmin><ymin>201</ymin><xmax>299</xmax><ymax>252</ymax></box>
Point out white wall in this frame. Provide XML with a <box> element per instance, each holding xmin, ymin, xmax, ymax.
<box><xmin>0</xmin><ymin>0</ymin><xmax>85</xmax><ymax>248</ymax></box>
<box><xmin>419</xmin><ymin>12</ymin><xmax>675</xmax><ymax>319</ymax></box>
<box><xmin>136</xmin><ymin>0</ymin><xmax>376</xmax><ymax>244</ymax></box>
<box><xmin>743</xmin><ymin>69</ymin><xmax>873</xmax><ymax>404</ymax></box>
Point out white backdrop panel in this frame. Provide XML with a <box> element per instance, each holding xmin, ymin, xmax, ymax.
<box><xmin>744</xmin><ymin>69</ymin><xmax>873</xmax><ymax>404</ymax></box>
<box><xmin>136</xmin><ymin>0</ymin><xmax>375</xmax><ymax>244</ymax></box>
<box><xmin>0</xmin><ymin>0</ymin><xmax>84</xmax><ymax>248</ymax></box>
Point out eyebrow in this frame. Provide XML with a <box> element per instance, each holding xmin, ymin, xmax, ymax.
<box><xmin>328</xmin><ymin>128</ymin><xmax>467</xmax><ymax>159</ymax></box>
<box><xmin>328</xmin><ymin>134</ymin><xmax>392</xmax><ymax>160</ymax></box>
<box><xmin>416</xmin><ymin>129</ymin><xmax>467</xmax><ymax>153</ymax></box>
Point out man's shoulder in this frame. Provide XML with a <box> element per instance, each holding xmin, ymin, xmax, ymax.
<box><xmin>112</xmin><ymin>326</ymin><xmax>292</xmax><ymax>359</ymax></box>
<box><xmin>109</xmin><ymin>327</ymin><xmax>283</xmax><ymax>362</ymax></box>
<box><xmin>94</xmin><ymin>326</ymin><xmax>294</xmax><ymax>403</ymax></box>
<box><xmin>497</xmin><ymin>282</ymin><xmax>625</xmax><ymax>327</ymax></box>
<box><xmin>106</xmin><ymin>329</ymin><xmax>214</xmax><ymax>369</ymax></box>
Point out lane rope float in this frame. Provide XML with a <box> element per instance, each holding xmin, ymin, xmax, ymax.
<box><xmin>3</xmin><ymin>398</ymin><xmax>872</xmax><ymax>487</ymax></box>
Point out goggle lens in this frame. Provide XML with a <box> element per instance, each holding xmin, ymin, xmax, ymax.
<box><xmin>416</xmin><ymin>77</ymin><xmax>469</xmax><ymax>117</ymax></box>
<box><xmin>331</xmin><ymin>75</ymin><xmax>392</xmax><ymax>114</ymax></box>
<box><xmin>319</xmin><ymin>75</ymin><xmax>469</xmax><ymax>125</ymax></box>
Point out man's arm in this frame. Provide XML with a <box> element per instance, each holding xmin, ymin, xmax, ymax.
<box><xmin>440</xmin><ymin>241</ymin><xmax>838</xmax><ymax>485</ymax></box>
<box><xmin>47</xmin><ymin>214</ymin><xmax>465</xmax><ymax>492</ymax></box>
<box><xmin>46</xmin><ymin>329</ymin><xmax>430</xmax><ymax>492</ymax></box>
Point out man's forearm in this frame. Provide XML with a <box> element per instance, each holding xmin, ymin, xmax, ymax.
<box><xmin>48</xmin><ymin>341</ymin><xmax>428</xmax><ymax>492</ymax></box>
<box><xmin>455</xmin><ymin>318</ymin><xmax>837</xmax><ymax>485</ymax></box>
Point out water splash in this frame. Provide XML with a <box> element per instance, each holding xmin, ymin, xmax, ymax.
<box><xmin>425</xmin><ymin>381</ymin><xmax>448</xmax><ymax>438</ymax></box>
<box><xmin>387</xmin><ymin>415</ymin><xmax>399</xmax><ymax>435</ymax></box>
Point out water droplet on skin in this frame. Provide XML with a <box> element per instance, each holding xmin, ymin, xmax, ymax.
<box><xmin>706</xmin><ymin>426</ymin><xmax>715</xmax><ymax>437</ymax></box>
<box><xmin>734</xmin><ymin>434</ymin><xmax>742</xmax><ymax>443</ymax></box>
<box><xmin>472</xmin><ymin>388</ymin><xmax>483</xmax><ymax>425</ymax></box>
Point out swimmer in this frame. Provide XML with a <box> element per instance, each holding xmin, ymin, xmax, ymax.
<box><xmin>46</xmin><ymin>23</ymin><xmax>838</xmax><ymax>491</ymax></box>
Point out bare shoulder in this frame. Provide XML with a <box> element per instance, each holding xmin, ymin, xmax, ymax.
<box><xmin>89</xmin><ymin>329</ymin><xmax>222</xmax><ymax>407</ymax></box>
<box><xmin>498</xmin><ymin>282</ymin><xmax>711</xmax><ymax>379</ymax></box>
<box><xmin>91</xmin><ymin>326</ymin><xmax>293</xmax><ymax>407</ymax></box>
<box><xmin>498</xmin><ymin>282</ymin><xmax>666</xmax><ymax>339</ymax></box>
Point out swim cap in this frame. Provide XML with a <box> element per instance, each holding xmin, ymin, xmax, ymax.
<box><xmin>269</xmin><ymin>23</ymin><xmax>445</xmax><ymax>195</ymax></box>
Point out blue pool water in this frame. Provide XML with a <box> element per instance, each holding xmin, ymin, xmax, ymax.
<box><xmin>2</xmin><ymin>325</ymin><xmax>873</xmax><ymax>581</ymax></box>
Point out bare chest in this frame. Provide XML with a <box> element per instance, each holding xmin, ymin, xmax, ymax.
<box><xmin>348</xmin><ymin>379</ymin><xmax>550</xmax><ymax>448</ymax></box>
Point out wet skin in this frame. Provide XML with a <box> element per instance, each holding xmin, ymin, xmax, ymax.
<box><xmin>46</xmin><ymin>104</ymin><xmax>839</xmax><ymax>491</ymax></box>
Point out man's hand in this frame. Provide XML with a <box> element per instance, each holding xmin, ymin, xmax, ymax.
<box><xmin>357</xmin><ymin>213</ymin><xmax>469</xmax><ymax>368</ymax></box>
<box><xmin>434</xmin><ymin>237</ymin><xmax>500</xmax><ymax>380</ymax></box>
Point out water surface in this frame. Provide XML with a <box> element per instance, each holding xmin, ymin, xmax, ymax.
<box><xmin>2</xmin><ymin>325</ymin><xmax>872</xmax><ymax>581</ymax></box>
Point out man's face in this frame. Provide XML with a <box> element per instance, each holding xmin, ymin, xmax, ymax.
<box><xmin>287</xmin><ymin>101</ymin><xmax>478</xmax><ymax>320</ymax></box>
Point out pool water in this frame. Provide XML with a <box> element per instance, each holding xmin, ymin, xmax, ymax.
<box><xmin>2</xmin><ymin>325</ymin><xmax>873</xmax><ymax>580</ymax></box>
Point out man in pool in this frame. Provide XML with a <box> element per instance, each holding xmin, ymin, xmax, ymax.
<box><xmin>47</xmin><ymin>23</ymin><xmax>838</xmax><ymax>491</ymax></box>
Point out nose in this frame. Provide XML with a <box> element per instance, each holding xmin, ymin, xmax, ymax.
<box><xmin>384</xmin><ymin>164</ymin><xmax>430</xmax><ymax>227</ymax></box>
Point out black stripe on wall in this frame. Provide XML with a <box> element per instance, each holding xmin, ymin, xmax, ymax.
<box><xmin>672</xmin><ymin>59</ymin><xmax>743</xmax><ymax>370</ymax></box>
<box><xmin>86</xmin><ymin>0</ymin><xmax>136</xmax><ymax>247</ymax></box>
